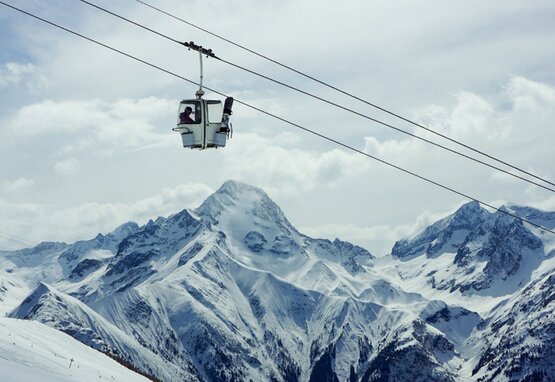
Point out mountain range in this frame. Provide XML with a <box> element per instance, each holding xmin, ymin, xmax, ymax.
<box><xmin>1</xmin><ymin>180</ymin><xmax>553</xmax><ymax>381</ymax></box>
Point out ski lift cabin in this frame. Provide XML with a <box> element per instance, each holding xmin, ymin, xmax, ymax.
<box><xmin>174</xmin><ymin>96</ymin><xmax>233</xmax><ymax>149</ymax></box>
<box><xmin>173</xmin><ymin>42</ymin><xmax>233</xmax><ymax>150</ymax></box>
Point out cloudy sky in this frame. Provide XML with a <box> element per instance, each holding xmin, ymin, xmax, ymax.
<box><xmin>1</xmin><ymin>0</ymin><xmax>554</xmax><ymax>255</ymax></box>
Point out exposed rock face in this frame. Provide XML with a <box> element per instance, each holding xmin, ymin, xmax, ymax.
<box><xmin>453</xmin><ymin>210</ymin><xmax>543</xmax><ymax>291</ymax></box>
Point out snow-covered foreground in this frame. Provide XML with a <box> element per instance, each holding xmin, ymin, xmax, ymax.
<box><xmin>0</xmin><ymin>317</ymin><xmax>149</xmax><ymax>382</ymax></box>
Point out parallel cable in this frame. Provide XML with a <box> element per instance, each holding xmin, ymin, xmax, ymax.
<box><xmin>134</xmin><ymin>0</ymin><xmax>555</xmax><ymax>190</ymax></box>
<box><xmin>77</xmin><ymin>0</ymin><xmax>555</xmax><ymax>194</ymax></box>
<box><xmin>2</xmin><ymin>1</ymin><xmax>554</xmax><ymax>236</ymax></box>
<box><xmin>0</xmin><ymin>231</ymin><xmax>36</xmax><ymax>248</ymax></box>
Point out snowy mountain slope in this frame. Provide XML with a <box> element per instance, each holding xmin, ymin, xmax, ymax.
<box><xmin>79</xmin><ymin>217</ymin><xmax>460</xmax><ymax>380</ymax></box>
<box><xmin>0</xmin><ymin>317</ymin><xmax>151</xmax><ymax>382</ymax></box>
<box><xmin>385</xmin><ymin>202</ymin><xmax>554</xmax><ymax>310</ymax></box>
<box><xmin>90</xmin><ymin>285</ymin><xmax>202</xmax><ymax>376</ymax></box>
<box><xmin>65</xmin><ymin>209</ymin><xmax>205</xmax><ymax>303</ymax></box>
<box><xmin>115</xmin><ymin>245</ymin><xmax>460</xmax><ymax>381</ymax></box>
<box><xmin>0</xmin><ymin>267</ymin><xmax>29</xmax><ymax>316</ymax></box>
<box><xmin>58</xmin><ymin>221</ymin><xmax>140</xmax><ymax>276</ymax></box>
<box><xmin>392</xmin><ymin>201</ymin><xmax>489</xmax><ymax>260</ymax></box>
<box><xmin>9</xmin><ymin>282</ymin><xmax>195</xmax><ymax>381</ymax></box>
<box><xmin>382</xmin><ymin>201</ymin><xmax>555</xmax><ymax>381</ymax></box>
<box><xmin>0</xmin><ymin>241</ymin><xmax>69</xmax><ymax>314</ymax></box>
<box><xmin>468</xmin><ymin>259</ymin><xmax>555</xmax><ymax>381</ymax></box>
<box><xmin>2</xmin><ymin>181</ymin><xmax>554</xmax><ymax>381</ymax></box>
<box><xmin>0</xmin><ymin>221</ymin><xmax>140</xmax><ymax>313</ymax></box>
<box><xmin>2</xmin><ymin>181</ymin><xmax>467</xmax><ymax>381</ymax></box>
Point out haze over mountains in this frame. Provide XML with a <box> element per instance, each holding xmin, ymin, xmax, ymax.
<box><xmin>1</xmin><ymin>180</ymin><xmax>554</xmax><ymax>381</ymax></box>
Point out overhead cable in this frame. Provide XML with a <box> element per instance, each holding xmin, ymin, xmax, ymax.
<box><xmin>0</xmin><ymin>231</ymin><xmax>37</xmax><ymax>247</ymax></box>
<box><xmin>77</xmin><ymin>0</ymin><xmax>555</xmax><ymax>195</ymax></box>
<box><xmin>2</xmin><ymin>1</ymin><xmax>554</xmax><ymax>236</ymax></box>
<box><xmin>134</xmin><ymin>0</ymin><xmax>555</xmax><ymax>190</ymax></box>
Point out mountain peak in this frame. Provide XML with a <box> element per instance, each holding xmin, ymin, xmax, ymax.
<box><xmin>196</xmin><ymin>180</ymin><xmax>267</xmax><ymax>214</ymax></box>
<box><xmin>10</xmin><ymin>282</ymin><xmax>54</xmax><ymax>319</ymax></box>
<box><xmin>218</xmin><ymin>179</ymin><xmax>265</xmax><ymax>196</ymax></box>
<box><xmin>448</xmin><ymin>201</ymin><xmax>488</xmax><ymax>227</ymax></box>
<box><xmin>392</xmin><ymin>201</ymin><xmax>489</xmax><ymax>258</ymax></box>
<box><xmin>208</xmin><ymin>180</ymin><xmax>272</xmax><ymax>208</ymax></box>
<box><xmin>111</xmin><ymin>221</ymin><xmax>140</xmax><ymax>239</ymax></box>
<box><xmin>196</xmin><ymin>180</ymin><xmax>296</xmax><ymax>231</ymax></box>
<box><xmin>454</xmin><ymin>200</ymin><xmax>481</xmax><ymax>215</ymax></box>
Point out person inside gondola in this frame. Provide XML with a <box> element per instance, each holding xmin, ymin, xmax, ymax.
<box><xmin>179</xmin><ymin>106</ymin><xmax>194</xmax><ymax>124</ymax></box>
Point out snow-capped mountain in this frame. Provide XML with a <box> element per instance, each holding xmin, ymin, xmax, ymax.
<box><xmin>471</xmin><ymin>269</ymin><xmax>555</xmax><ymax>381</ymax></box>
<box><xmin>386</xmin><ymin>201</ymin><xmax>555</xmax><ymax>381</ymax></box>
<box><xmin>1</xmin><ymin>180</ymin><xmax>554</xmax><ymax>381</ymax></box>
<box><xmin>390</xmin><ymin>201</ymin><xmax>554</xmax><ymax>299</ymax></box>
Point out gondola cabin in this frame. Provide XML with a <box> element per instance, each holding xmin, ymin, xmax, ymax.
<box><xmin>174</xmin><ymin>96</ymin><xmax>233</xmax><ymax>150</ymax></box>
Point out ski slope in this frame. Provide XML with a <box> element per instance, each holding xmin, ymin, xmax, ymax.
<box><xmin>0</xmin><ymin>317</ymin><xmax>150</xmax><ymax>382</ymax></box>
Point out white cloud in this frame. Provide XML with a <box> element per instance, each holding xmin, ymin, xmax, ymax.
<box><xmin>2</xmin><ymin>77</ymin><xmax>554</xmax><ymax>254</ymax></box>
<box><xmin>0</xmin><ymin>62</ymin><xmax>45</xmax><ymax>90</ymax></box>
<box><xmin>221</xmin><ymin>132</ymin><xmax>372</xmax><ymax>197</ymax></box>
<box><xmin>363</xmin><ymin>136</ymin><xmax>420</xmax><ymax>162</ymax></box>
<box><xmin>367</xmin><ymin>78</ymin><xmax>554</xmax><ymax>184</ymax></box>
<box><xmin>412</xmin><ymin>91</ymin><xmax>509</xmax><ymax>142</ymax></box>
<box><xmin>300</xmin><ymin>223</ymin><xmax>404</xmax><ymax>256</ymax></box>
<box><xmin>449</xmin><ymin>92</ymin><xmax>496</xmax><ymax>138</ymax></box>
<box><xmin>54</xmin><ymin>157</ymin><xmax>81</xmax><ymax>176</ymax></box>
<box><xmin>1</xmin><ymin>1</ymin><xmax>555</xmax><ymax>254</ymax></box>
<box><xmin>507</xmin><ymin>76</ymin><xmax>555</xmax><ymax>111</ymax></box>
<box><xmin>3</xmin><ymin>177</ymin><xmax>35</xmax><ymax>193</ymax></box>
<box><xmin>299</xmin><ymin>205</ymin><xmax>462</xmax><ymax>256</ymax></box>
<box><xmin>7</xmin><ymin>97</ymin><xmax>176</xmax><ymax>154</ymax></box>
<box><xmin>0</xmin><ymin>182</ymin><xmax>213</xmax><ymax>250</ymax></box>
<box><xmin>10</xmin><ymin>99</ymin><xmax>109</xmax><ymax>135</ymax></box>
<box><xmin>128</xmin><ymin>183</ymin><xmax>214</xmax><ymax>219</ymax></box>
<box><xmin>528</xmin><ymin>195</ymin><xmax>555</xmax><ymax>212</ymax></box>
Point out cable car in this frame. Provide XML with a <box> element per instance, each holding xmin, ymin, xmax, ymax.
<box><xmin>174</xmin><ymin>95</ymin><xmax>233</xmax><ymax>149</ymax></box>
<box><xmin>173</xmin><ymin>42</ymin><xmax>234</xmax><ymax>150</ymax></box>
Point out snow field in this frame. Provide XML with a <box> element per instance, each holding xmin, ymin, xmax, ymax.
<box><xmin>0</xmin><ymin>317</ymin><xmax>150</xmax><ymax>382</ymax></box>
